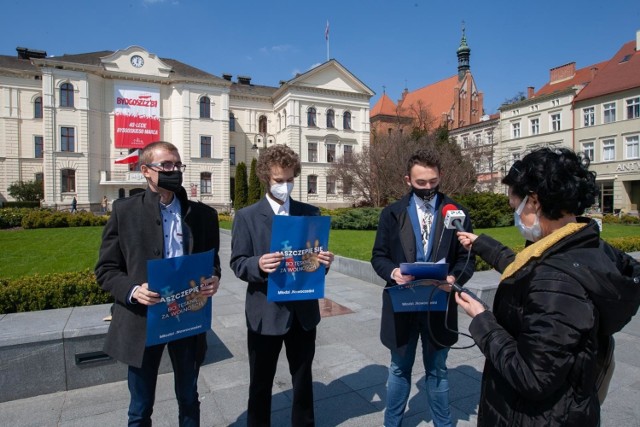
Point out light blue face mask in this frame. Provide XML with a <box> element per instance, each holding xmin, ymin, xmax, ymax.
<box><xmin>514</xmin><ymin>195</ymin><xmax>542</xmax><ymax>242</ymax></box>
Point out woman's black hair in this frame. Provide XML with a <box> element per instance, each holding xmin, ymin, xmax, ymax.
<box><xmin>501</xmin><ymin>147</ymin><xmax>598</xmax><ymax>220</ymax></box>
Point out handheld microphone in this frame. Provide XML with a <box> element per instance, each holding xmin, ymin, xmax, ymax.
<box><xmin>451</xmin><ymin>283</ymin><xmax>490</xmax><ymax>310</ymax></box>
<box><xmin>442</xmin><ymin>204</ymin><xmax>466</xmax><ymax>233</ymax></box>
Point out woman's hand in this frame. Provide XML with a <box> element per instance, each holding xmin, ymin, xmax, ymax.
<box><xmin>455</xmin><ymin>291</ymin><xmax>486</xmax><ymax>318</ymax></box>
<box><xmin>457</xmin><ymin>231</ymin><xmax>478</xmax><ymax>251</ymax></box>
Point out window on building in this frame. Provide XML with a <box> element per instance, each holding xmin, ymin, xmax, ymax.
<box><xmin>307</xmin><ymin>107</ymin><xmax>317</xmax><ymax>127</ymax></box>
<box><xmin>308</xmin><ymin>142</ymin><xmax>318</xmax><ymax>162</ymax></box>
<box><xmin>61</xmin><ymin>169</ymin><xmax>76</xmax><ymax>193</ymax></box>
<box><xmin>627</xmin><ymin>97</ymin><xmax>640</xmax><ymax>119</ymax></box>
<box><xmin>35</xmin><ymin>172</ymin><xmax>44</xmax><ymax>183</ymax></box>
<box><xmin>626</xmin><ymin>135</ymin><xmax>639</xmax><ymax>159</ymax></box>
<box><xmin>475</xmin><ymin>134</ymin><xmax>482</xmax><ymax>146</ymax></box>
<box><xmin>604</xmin><ymin>102</ymin><xmax>616</xmax><ymax>124</ymax></box>
<box><xmin>530</xmin><ymin>118</ymin><xmax>539</xmax><ymax>135</ymax></box>
<box><xmin>388</xmin><ymin>128</ymin><xmax>392</xmax><ymax>136</ymax></box>
<box><xmin>551</xmin><ymin>113</ymin><xmax>561</xmax><ymax>131</ymax></box>
<box><xmin>60</xmin><ymin>83</ymin><xmax>74</xmax><ymax>108</ymax></box>
<box><xmin>307</xmin><ymin>175</ymin><xmax>317</xmax><ymax>194</ymax></box>
<box><xmin>34</xmin><ymin>136</ymin><xmax>43</xmax><ymax>158</ymax></box>
<box><xmin>61</xmin><ymin>127</ymin><xmax>75</xmax><ymax>152</ymax></box>
<box><xmin>259</xmin><ymin>115</ymin><xmax>267</xmax><ymax>134</ymax></box>
<box><xmin>583</xmin><ymin>107</ymin><xmax>595</xmax><ymax>127</ymax></box>
<box><xmin>200</xmin><ymin>172</ymin><xmax>212</xmax><ymax>194</ymax></box>
<box><xmin>327</xmin><ymin>143</ymin><xmax>336</xmax><ymax>163</ymax></box>
<box><xmin>602</xmin><ymin>139</ymin><xmax>615</xmax><ymax>161</ymax></box>
<box><xmin>342</xmin><ymin>176</ymin><xmax>353</xmax><ymax>195</ymax></box>
<box><xmin>343</xmin><ymin>144</ymin><xmax>353</xmax><ymax>162</ymax></box>
<box><xmin>462</xmin><ymin>136</ymin><xmax>469</xmax><ymax>148</ymax></box>
<box><xmin>34</xmin><ymin>96</ymin><xmax>43</xmax><ymax>118</ymax></box>
<box><xmin>343</xmin><ymin>111</ymin><xmax>351</xmax><ymax>130</ymax></box>
<box><xmin>582</xmin><ymin>142</ymin><xmax>594</xmax><ymax>161</ymax></box>
<box><xmin>199</xmin><ymin>96</ymin><xmax>210</xmax><ymax>118</ymax></box>
<box><xmin>512</xmin><ymin>123</ymin><xmax>521</xmax><ymax>139</ymax></box>
<box><xmin>326</xmin><ymin>109</ymin><xmax>335</xmax><ymax>128</ymax></box>
<box><xmin>230</xmin><ymin>146</ymin><xmax>236</xmax><ymax>166</ymax></box>
<box><xmin>229</xmin><ymin>113</ymin><xmax>236</xmax><ymax>132</ymax></box>
<box><xmin>200</xmin><ymin>136</ymin><xmax>212</xmax><ymax>158</ymax></box>
<box><xmin>326</xmin><ymin>176</ymin><xmax>336</xmax><ymax>195</ymax></box>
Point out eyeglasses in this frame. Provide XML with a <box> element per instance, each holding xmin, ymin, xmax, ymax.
<box><xmin>145</xmin><ymin>161</ymin><xmax>186</xmax><ymax>172</ymax></box>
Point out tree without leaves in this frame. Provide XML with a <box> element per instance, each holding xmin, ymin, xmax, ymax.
<box><xmin>8</xmin><ymin>180</ymin><xmax>44</xmax><ymax>202</ymax></box>
<box><xmin>233</xmin><ymin>162</ymin><xmax>248</xmax><ymax>210</ymax></box>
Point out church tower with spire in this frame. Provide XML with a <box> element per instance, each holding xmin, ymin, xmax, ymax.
<box><xmin>457</xmin><ymin>23</ymin><xmax>471</xmax><ymax>81</ymax></box>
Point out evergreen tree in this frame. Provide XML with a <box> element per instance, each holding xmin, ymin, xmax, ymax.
<box><xmin>233</xmin><ymin>162</ymin><xmax>248</xmax><ymax>210</ymax></box>
<box><xmin>247</xmin><ymin>158</ymin><xmax>262</xmax><ymax>204</ymax></box>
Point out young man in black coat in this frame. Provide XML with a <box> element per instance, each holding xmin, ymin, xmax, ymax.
<box><xmin>96</xmin><ymin>141</ymin><xmax>221</xmax><ymax>426</ymax></box>
<box><xmin>371</xmin><ymin>148</ymin><xmax>475</xmax><ymax>427</ymax></box>
<box><xmin>230</xmin><ymin>145</ymin><xmax>334</xmax><ymax>427</ymax></box>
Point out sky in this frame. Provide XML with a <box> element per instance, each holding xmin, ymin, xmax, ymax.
<box><xmin>2</xmin><ymin>0</ymin><xmax>639</xmax><ymax>114</ymax></box>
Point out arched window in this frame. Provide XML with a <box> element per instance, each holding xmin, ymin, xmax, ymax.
<box><xmin>61</xmin><ymin>169</ymin><xmax>76</xmax><ymax>193</ymax></box>
<box><xmin>343</xmin><ymin>111</ymin><xmax>352</xmax><ymax>130</ymax></box>
<box><xmin>199</xmin><ymin>96</ymin><xmax>210</xmax><ymax>118</ymax></box>
<box><xmin>259</xmin><ymin>115</ymin><xmax>267</xmax><ymax>134</ymax></box>
<box><xmin>34</xmin><ymin>96</ymin><xmax>43</xmax><ymax>118</ymax></box>
<box><xmin>307</xmin><ymin>107</ymin><xmax>317</xmax><ymax>127</ymax></box>
<box><xmin>283</xmin><ymin>109</ymin><xmax>287</xmax><ymax>127</ymax></box>
<box><xmin>60</xmin><ymin>83</ymin><xmax>74</xmax><ymax>108</ymax></box>
<box><xmin>307</xmin><ymin>175</ymin><xmax>317</xmax><ymax>194</ymax></box>
<box><xmin>278</xmin><ymin>113</ymin><xmax>281</xmax><ymax>131</ymax></box>
<box><xmin>326</xmin><ymin>109</ymin><xmax>335</xmax><ymax>128</ymax></box>
<box><xmin>229</xmin><ymin>112</ymin><xmax>236</xmax><ymax>132</ymax></box>
<box><xmin>200</xmin><ymin>172</ymin><xmax>212</xmax><ymax>194</ymax></box>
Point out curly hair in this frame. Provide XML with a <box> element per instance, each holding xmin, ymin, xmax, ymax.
<box><xmin>406</xmin><ymin>147</ymin><xmax>441</xmax><ymax>175</ymax></box>
<box><xmin>256</xmin><ymin>145</ymin><xmax>301</xmax><ymax>183</ymax></box>
<box><xmin>139</xmin><ymin>141</ymin><xmax>179</xmax><ymax>165</ymax></box>
<box><xmin>502</xmin><ymin>147</ymin><xmax>598</xmax><ymax>220</ymax></box>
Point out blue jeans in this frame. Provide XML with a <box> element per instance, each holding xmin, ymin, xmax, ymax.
<box><xmin>127</xmin><ymin>335</ymin><xmax>201</xmax><ymax>427</ymax></box>
<box><xmin>384</xmin><ymin>332</ymin><xmax>452</xmax><ymax>427</ymax></box>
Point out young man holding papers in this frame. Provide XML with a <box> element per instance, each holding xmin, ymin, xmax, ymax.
<box><xmin>96</xmin><ymin>141</ymin><xmax>221</xmax><ymax>426</ymax></box>
<box><xmin>230</xmin><ymin>145</ymin><xmax>334</xmax><ymax>427</ymax></box>
<box><xmin>371</xmin><ymin>148</ymin><xmax>475</xmax><ymax>427</ymax></box>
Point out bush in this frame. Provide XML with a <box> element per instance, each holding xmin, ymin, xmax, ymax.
<box><xmin>21</xmin><ymin>209</ymin><xmax>108</xmax><ymax>229</ymax></box>
<box><xmin>0</xmin><ymin>269</ymin><xmax>113</xmax><ymax>314</ymax></box>
<box><xmin>607</xmin><ymin>236</ymin><xmax>640</xmax><ymax>253</ymax></box>
<box><xmin>330</xmin><ymin>207</ymin><xmax>382</xmax><ymax>230</ymax></box>
<box><xmin>454</xmin><ymin>192</ymin><xmax>513</xmax><ymax>229</ymax></box>
<box><xmin>0</xmin><ymin>208</ymin><xmax>37</xmax><ymax>229</ymax></box>
<box><xmin>2</xmin><ymin>201</ymin><xmax>40</xmax><ymax>208</ymax></box>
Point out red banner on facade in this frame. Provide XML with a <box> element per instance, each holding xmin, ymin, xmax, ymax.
<box><xmin>114</xmin><ymin>85</ymin><xmax>160</xmax><ymax>148</ymax></box>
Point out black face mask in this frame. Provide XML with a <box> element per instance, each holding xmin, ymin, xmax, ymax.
<box><xmin>157</xmin><ymin>170</ymin><xmax>183</xmax><ymax>193</ymax></box>
<box><xmin>412</xmin><ymin>186</ymin><xmax>439</xmax><ymax>203</ymax></box>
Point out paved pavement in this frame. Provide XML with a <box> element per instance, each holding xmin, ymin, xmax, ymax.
<box><xmin>2</xmin><ymin>232</ymin><xmax>640</xmax><ymax>426</ymax></box>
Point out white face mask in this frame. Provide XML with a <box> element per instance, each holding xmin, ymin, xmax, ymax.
<box><xmin>514</xmin><ymin>195</ymin><xmax>542</xmax><ymax>242</ymax></box>
<box><xmin>270</xmin><ymin>182</ymin><xmax>294</xmax><ymax>203</ymax></box>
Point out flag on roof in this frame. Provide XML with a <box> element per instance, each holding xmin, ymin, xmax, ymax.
<box><xmin>325</xmin><ymin>21</ymin><xmax>329</xmax><ymax>41</ymax></box>
<box><xmin>114</xmin><ymin>149</ymin><xmax>140</xmax><ymax>164</ymax></box>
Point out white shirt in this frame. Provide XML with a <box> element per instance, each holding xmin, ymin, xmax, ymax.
<box><xmin>266</xmin><ymin>194</ymin><xmax>290</xmax><ymax>216</ymax></box>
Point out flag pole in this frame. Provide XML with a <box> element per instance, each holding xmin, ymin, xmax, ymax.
<box><xmin>325</xmin><ymin>20</ymin><xmax>330</xmax><ymax>61</ymax></box>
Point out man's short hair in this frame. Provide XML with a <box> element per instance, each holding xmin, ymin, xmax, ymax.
<box><xmin>256</xmin><ymin>145</ymin><xmax>301</xmax><ymax>183</ymax></box>
<box><xmin>406</xmin><ymin>147</ymin><xmax>441</xmax><ymax>176</ymax></box>
<box><xmin>139</xmin><ymin>141</ymin><xmax>179</xmax><ymax>165</ymax></box>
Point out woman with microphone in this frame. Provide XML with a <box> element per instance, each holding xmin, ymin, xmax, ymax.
<box><xmin>455</xmin><ymin>147</ymin><xmax>640</xmax><ymax>426</ymax></box>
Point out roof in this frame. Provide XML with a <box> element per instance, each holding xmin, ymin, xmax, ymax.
<box><xmin>0</xmin><ymin>49</ymin><xmax>228</xmax><ymax>83</ymax></box>
<box><xmin>370</xmin><ymin>93</ymin><xmax>397</xmax><ymax>117</ymax></box>
<box><xmin>229</xmin><ymin>82</ymin><xmax>278</xmax><ymax>98</ymax></box>
<box><xmin>398</xmin><ymin>75</ymin><xmax>459</xmax><ymax>120</ymax></box>
<box><xmin>574</xmin><ymin>40</ymin><xmax>640</xmax><ymax>102</ymax></box>
<box><xmin>535</xmin><ymin>60</ymin><xmax>608</xmax><ymax>97</ymax></box>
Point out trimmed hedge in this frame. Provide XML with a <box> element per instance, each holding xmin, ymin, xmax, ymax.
<box><xmin>0</xmin><ymin>208</ymin><xmax>35</xmax><ymax>229</ymax></box>
<box><xmin>325</xmin><ymin>207</ymin><xmax>383</xmax><ymax>230</ymax></box>
<box><xmin>0</xmin><ymin>269</ymin><xmax>113</xmax><ymax>314</ymax></box>
<box><xmin>21</xmin><ymin>210</ymin><xmax>109</xmax><ymax>229</ymax></box>
<box><xmin>2</xmin><ymin>201</ymin><xmax>40</xmax><ymax>208</ymax></box>
<box><xmin>453</xmin><ymin>192</ymin><xmax>513</xmax><ymax>229</ymax></box>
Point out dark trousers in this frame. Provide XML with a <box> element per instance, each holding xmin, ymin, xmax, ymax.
<box><xmin>247</xmin><ymin>319</ymin><xmax>317</xmax><ymax>427</ymax></box>
<box><xmin>127</xmin><ymin>335</ymin><xmax>201</xmax><ymax>427</ymax></box>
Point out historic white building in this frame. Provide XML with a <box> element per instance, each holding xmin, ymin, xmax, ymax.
<box><xmin>0</xmin><ymin>46</ymin><xmax>373</xmax><ymax>211</ymax></box>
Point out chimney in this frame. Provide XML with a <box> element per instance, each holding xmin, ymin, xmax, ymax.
<box><xmin>222</xmin><ymin>73</ymin><xmax>232</xmax><ymax>81</ymax></box>
<box><xmin>549</xmin><ymin>62</ymin><xmax>576</xmax><ymax>84</ymax></box>
<box><xmin>16</xmin><ymin>47</ymin><xmax>47</xmax><ymax>59</ymax></box>
<box><xmin>237</xmin><ymin>75</ymin><xmax>252</xmax><ymax>85</ymax></box>
<box><xmin>590</xmin><ymin>67</ymin><xmax>599</xmax><ymax>80</ymax></box>
<box><xmin>527</xmin><ymin>86</ymin><xmax>535</xmax><ymax>99</ymax></box>
<box><xmin>636</xmin><ymin>30</ymin><xmax>640</xmax><ymax>51</ymax></box>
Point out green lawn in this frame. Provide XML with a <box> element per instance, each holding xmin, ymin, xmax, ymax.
<box><xmin>1</xmin><ymin>223</ymin><xmax>636</xmax><ymax>279</ymax></box>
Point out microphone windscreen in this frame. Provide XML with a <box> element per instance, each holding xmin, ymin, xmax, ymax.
<box><xmin>441</xmin><ymin>203</ymin><xmax>458</xmax><ymax>218</ymax></box>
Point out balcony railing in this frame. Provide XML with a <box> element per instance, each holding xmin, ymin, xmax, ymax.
<box><xmin>99</xmin><ymin>170</ymin><xmax>146</xmax><ymax>185</ymax></box>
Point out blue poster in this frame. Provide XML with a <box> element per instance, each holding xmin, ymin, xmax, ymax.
<box><xmin>386</xmin><ymin>280</ymin><xmax>450</xmax><ymax>312</ymax></box>
<box><xmin>267</xmin><ymin>215</ymin><xmax>331</xmax><ymax>302</ymax></box>
<box><xmin>146</xmin><ymin>249</ymin><xmax>214</xmax><ymax>346</ymax></box>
